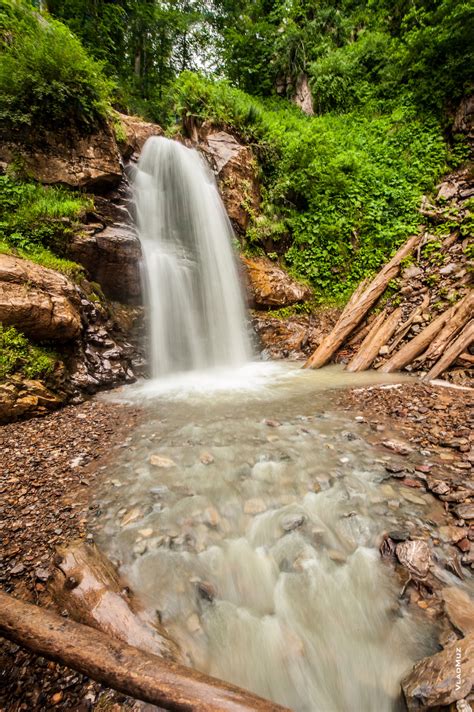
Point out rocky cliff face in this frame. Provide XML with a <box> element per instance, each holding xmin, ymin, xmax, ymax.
<box><xmin>0</xmin><ymin>112</ymin><xmax>316</xmax><ymax>421</ymax></box>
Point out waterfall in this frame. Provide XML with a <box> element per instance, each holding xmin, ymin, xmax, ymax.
<box><xmin>133</xmin><ymin>136</ymin><xmax>252</xmax><ymax>377</ymax></box>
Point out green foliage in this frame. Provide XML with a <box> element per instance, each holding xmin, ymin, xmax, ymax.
<box><xmin>0</xmin><ymin>0</ymin><xmax>113</xmax><ymax>130</ymax></box>
<box><xmin>171</xmin><ymin>73</ymin><xmax>449</xmax><ymax>300</ymax></box>
<box><xmin>0</xmin><ymin>324</ymin><xmax>58</xmax><ymax>380</ymax></box>
<box><xmin>0</xmin><ymin>176</ymin><xmax>89</xmax><ymax>279</ymax></box>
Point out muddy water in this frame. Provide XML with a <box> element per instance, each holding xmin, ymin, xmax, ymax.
<box><xmin>94</xmin><ymin>364</ymin><xmax>440</xmax><ymax>711</ymax></box>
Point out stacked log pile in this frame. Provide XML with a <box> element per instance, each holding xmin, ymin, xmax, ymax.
<box><xmin>305</xmin><ymin>166</ymin><xmax>473</xmax><ymax>384</ymax></box>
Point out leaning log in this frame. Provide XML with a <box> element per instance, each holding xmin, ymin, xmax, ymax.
<box><xmin>423</xmin><ymin>320</ymin><xmax>474</xmax><ymax>381</ymax></box>
<box><xmin>414</xmin><ymin>292</ymin><xmax>474</xmax><ymax>368</ymax></box>
<box><xmin>386</xmin><ymin>294</ymin><xmax>430</xmax><ymax>355</ymax></box>
<box><xmin>304</xmin><ymin>233</ymin><xmax>422</xmax><ymax>369</ymax></box>
<box><xmin>346</xmin><ymin>307</ymin><xmax>402</xmax><ymax>372</ymax></box>
<box><xmin>378</xmin><ymin>303</ymin><xmax>457</xmax><ymax>374</ymax></box>
<box><xmin>0</xmin><ymin>591</ymin><xmax>289</xmax><ymax>712</ymax></box>
<box><xmin>50</xmin><ymin>541</ymin><xmax>180</xmax><ymax>661</ymax></box>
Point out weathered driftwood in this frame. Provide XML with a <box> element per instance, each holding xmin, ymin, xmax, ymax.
<box><xmin>50</xmin><ymin>541</ymin><xmax>180</xmax><ymax>661</ymax></box>
<box><xmin>304</xmin><ymin>234</ymin><xmax>422</xmax><ymax>369</ymax></box>
<box><xmin>346</xmin><ymin>307</ymin><xmax>402</xmax><ymax>372</ymax></box>
<box><xmin>413</xmin><ymin>292</ymin><xmax>474</xmax><ymax>368</ymax></box>
<box><xmin>423</xmin><ymin>320</ymin><xmax>474</xmax><ymax>381</ymax></box>
<box><xmin>378</xmin><ymin>303</ymin><xmax>457</xmax><ymax>374</ymax></box>
<box><xmin>0</xmin><ymin>590</ymin><xmax>290</xmax><ymax>712</ymax></box>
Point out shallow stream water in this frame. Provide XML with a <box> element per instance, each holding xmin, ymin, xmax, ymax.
<box><xmin>93</xmin><ymin>364</ymin><xmax>441</xmax><ymax>711</ymax></box>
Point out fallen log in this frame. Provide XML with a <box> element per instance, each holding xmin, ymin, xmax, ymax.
<box><xmin>50</xmin><ymin>541</ymin><xmax>180</xmax><ymax>661</ymax></box>
<box><xmin>346</xmin><ymin>307</ymin><xmax>402</xmax><ymax>372</ymax></box>
<box><xmin>413</xmin><ymin>292</ymin><xmax>474</xmax><ymax>368</ymax></box>
<box><xmin>304</xmin><ymin>233</ymin><xmax>421</xmax><ymax>369</ymax></box>
<box><xmin>423</xmin><ymin>320</ymin><xmax>474</xmax><ymax>381</ymax></box>
<box><xmin>378</xmin><ymin>303</ymin><xmax>457</xmax><ymax>374</ymax></box>
<box><xmin>0</xmin><ymin>590</ymin><xmax>289</xmax><ymax>712</ymax></box>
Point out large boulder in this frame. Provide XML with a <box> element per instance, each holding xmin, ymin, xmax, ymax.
<box><xmin>68</xmin><ymin>226</ymin><xmax>142</xmax><ymax>304</ymax></box>
<box><xmin>242</xmin><ymin>256</ymin><xmax>312</xmax><ymax>308</ymax></box>
<box><xmin>116</xmin><ymin>113</ymin><xmax>164</xmax><ymax>160</ymax></box>
<box><xmin>0</xmin><ymin>254</ymin><xmax>82</xmax><ymax>341</ymax></box>
<box><xmin>402</xmin><ymin>634</ymin><xmax>474</xmax><ymax>711</ymax></box>
<box><xmin>201</xmin><ymin>131</ymin><xmax>260</xmax><ymax>233</ymax></box>
<box><xmin>0</xmin><ymin>125</ymin><xmax>122</xmax><ymax>192</ymax></box>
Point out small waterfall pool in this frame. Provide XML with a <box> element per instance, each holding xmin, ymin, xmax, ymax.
<box><xmin>92</xmin><ymin>364</ymin><xmax>440</xmax><ymax>711</ymax></box>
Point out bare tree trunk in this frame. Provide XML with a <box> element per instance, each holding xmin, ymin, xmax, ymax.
<box><xmin>346</xmin><ymin>307</ymin><xmax>402</xmax><ymax>372</ymax></box>
<box><xmin>0</xmin><ymin>591</ymin><xmax>289</xmax><ymax>712</ymax></box>
<box><xmin>304</xmin><ymin>234</ymin><xmax>421</xmax><ymax>369</ymax></box>
<box><xmin>50</xmin><ymin>542</ymin><xmax>180</xmax><ymax>660</ymax></box>
<box><xmin>423</xmin><ymin>320</ymin><xmax>474</xmax><ymax>381</ymax></box>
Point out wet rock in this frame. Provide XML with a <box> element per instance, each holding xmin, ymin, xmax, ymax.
<box><xmin>426</xmin><ymin>478</ymin><xmax>450</xmax><ymax>496</ymax></box>
<box><xmin>149</xmin><ymin>455</ymin><xmax>176</xmax><ymax>469</ymax></box>
<box><xmin>382</xmin><ymin>439</ymin><xmax>412</xmax><ymax>456</ymax></box>
<box><xmin>67</xmin><ymin>227</ymin><xmax>141</xmax><ymax>304</ymax></box>
<box><xmin>186</xmin><ymin>613</ymin><xmax>201</xmax><ymax>634</ymax></box>
<box><xmin>455</xmin><ymin>504</ymin><xmax>474</xmax><ymax>520</ymax></box>
<box><xmin>281</xmin><ymin>514</ymin><xmax>306</xmax><ymax>532</ymax></box>
<box><xmin>242</xmin><ymin>256</ymin><xmax>312</xmax><ymax>308</ymax></box>
<box><xmin>244</xmin><ymin>498</ymin><xmax>267</xmax><ymax>515</ymax></box>
<box><xmin>195</xmin><ymin>580</ymin><xmax>217</xmax><ymax>603</ymax></box>
<box><xmin>115</xmin><ymin>113</ymin><xmax>163</xmax><ymax>160</ymax></box>
<box><xmin>441</xmin><ymin>587</ymin><xmax>474</xmax><ymax>635</ymax></box>
<box><xmin>388</xmin><ymin>530</ymin><xmax>410</xmax><ymax>542</ymax></box>
<box><xmin>396</xmin><ymin>540</ymin><xmax>431</xmax><ymax>578</ymax></box>
<box><xmin>402</xmin><ymin>634</ymin><xmax>474</xmax><ymax>711</ymax></box>
<box><xmin>120</xmin><ymin>507</ymin><xmax>142</xmax><ymax>527</ymax></box>
<box><xmin>201</xmin><ymin>131</ymin><xmax>260</xmax><ymax>233</ymax></box>
<box><xmin>264</xmin><ymin>419</ymin><xmax>281</xmax><ymax>428</ymax></box>
<box><xmin>438</xmin><ymin>526</ymin><xmax>469</xmax><ymax>544</ymax></box>
<box><xmin>200</xmin><ymin>452</ymin><xmax>214</xmax><ymax>465</ymax></box>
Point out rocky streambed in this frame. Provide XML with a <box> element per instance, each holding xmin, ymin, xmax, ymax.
<box><xmin>4</xmin><ymin>367</ymin><xmax>469</xmax><ymax>711</ymax></box>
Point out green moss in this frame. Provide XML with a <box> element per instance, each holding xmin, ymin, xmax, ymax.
<box><xmin>0</xmin><ymin>325</ymin><xmax>58</xmax><ymax>380</ymax></box>
<box><xmin>0</xmin><ymin>176</ymin><xmax>89</xmax><ymax>280</ymax></box>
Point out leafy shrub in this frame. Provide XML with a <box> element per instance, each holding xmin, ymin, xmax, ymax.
<box><xmin>170</xmin><ymin>73</ymin><xmax>450</xmax><ymax>301</ymax></box>
<box><xmin>0</xmin><ymin>0</ymin><xmax>113</xmax><ymax>130</ymax></box>
<box><xmin>0</xmin><ymin>175</ymin><xmax>90</xmax><ymax>279</ymax></box>
<box><xmin>0</xmin><ymin>324</ymin><xmax>57</xmax><ymax>380</ymax></box>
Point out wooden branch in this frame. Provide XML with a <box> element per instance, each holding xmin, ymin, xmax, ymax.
<box><xmin>423</xmin><ymin>320</ymin><xmax>474</xmax><ymax>381</ymax></box>
<box><xmin>346</xmin><ymin>307</ymin><xmax>402</xmax><ymax>372</ymax></box>
<box><xmin>304</xmin><ymin>233</ymin><xmax>421</xmax><ymax>369</ymax></box>
<box><xmin>0</xmin><ymin>591</ymin><xmax>290</xmax><ymax>712</ymax></box>
<box><xmin>378</xmin><ymin>303</ymin><xmax>457</xmax><ymax>373</ymax></box>
<box><xmin>50</xmin><ymin>542</ymin><xmax>180</xmax><ymax>661</ymax></box>
<box><xmin>413</xmin><ymin>293</ymin><xmax>474</xmax><ymax>367</ymax></box>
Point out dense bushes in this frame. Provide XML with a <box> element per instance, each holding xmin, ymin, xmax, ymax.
<box><xmin>0</xmin><ymin>0</ymin><xmax>112</xmax><ymax>131</ymax></box>
<box><xmin>171</xmin><ymin>72</ymin><xmax>463</xmax><ymax>301</ymax></box>
<box><xmin>0</xmin><ymin>176</ymin><xmax>90</xmax><ymax>279</ymax></box>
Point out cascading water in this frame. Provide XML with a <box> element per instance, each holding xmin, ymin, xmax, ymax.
<box><xmin>133</xmin><ymin>136</ymin><xmax>251</xmax><ymax>377</ymax></box>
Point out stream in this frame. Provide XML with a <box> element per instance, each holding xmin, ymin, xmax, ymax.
<box><xmin>92</xmin><ymin>363</ymin><xmax>441</xmax><ymax>711</ymax></box>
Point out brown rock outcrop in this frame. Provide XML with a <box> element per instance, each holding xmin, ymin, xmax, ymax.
<box><xmin>68</xmin><ymin>226</ymin><xmax>141</xmax><ymax>304</ymax></box>
<box><xmin>402</xmin><ymin>634</ymin><xmax>474</xmax><ymax>710</ymax></box>
<box><xmin>0</xmin><ymin>254</ymin><xmax>82</xmax><ymax>341</ymax></box>
<box><xmin>242</xmin><ymin>256</ymin><xmax>312</xmax><ymax>308</ymax></box>
<box><xmin>201</xmin><ymin>131</ymin><xmax>260</xmax><ymax>233</ymax></box>
<box><xmin>0</xmin><ymin>377</ymin><xmax>64</xmax><ymax>423</ymax></box>
<box><xmin>0</xmin><ymin>125</ymin><xmax>122</xmax><ymax>192</ymax></box>
<box><xmin>116</xmin><ymin>113</ymin><xmax>164</xmax><ymax>160</ymax></box>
